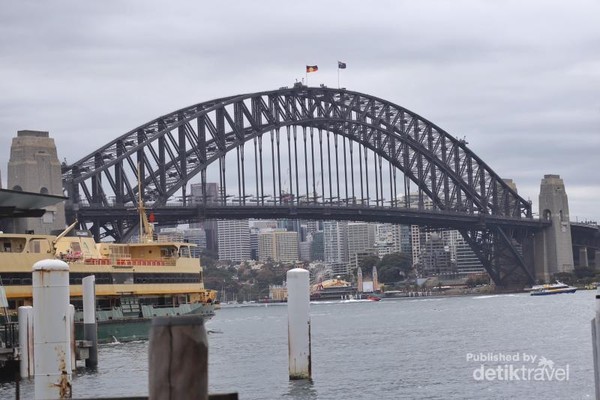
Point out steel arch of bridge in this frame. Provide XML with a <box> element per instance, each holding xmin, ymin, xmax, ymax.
<box><xmin>62</xmin><ymin>84</ymin><xmax>541</xmax><ymax>286</ymax></box>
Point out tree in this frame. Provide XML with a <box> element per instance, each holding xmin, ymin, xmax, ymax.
<box><xmin>358</xmin><ymin>255</ymin><xmax>380</xmax><ymax>276</ymax></box>
<box><xmin>377</xmin><ymin>252</ymin><xmax>412</xmax><ymax>283</ymax></box>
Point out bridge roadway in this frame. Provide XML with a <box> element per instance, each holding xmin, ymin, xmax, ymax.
<box><xmin>76</xmin><ymin>202</ymin><xmax>550</xmax><ymax>231</ymax></box>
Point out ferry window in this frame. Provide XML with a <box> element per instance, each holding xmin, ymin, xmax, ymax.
<box><xmin>179</xmin><ymin>246</ymin><xmax>190</xmax><ymax>258</ymax></box>
<box><xmin>161</xmin><ymin>247</ymin><xmax>176</xmax><ymax>258</ymax></box>
<box><xmin>2</xmin><ymin>242</ymin><xmax>11</xmax><ymax>252</ymax></box>
<box><xmin>29</xmin><ymin>239</ymin><xmax>46</xmax><ymax>254</ymax></box>
<box><xmin>112</xmin><ymin>273</ymin><xmax>133</xmax><ymax>285</ymax></box>
<box><xmin>70</xmin><ymin>242</ymin><xmax>82</xmax><ymax>252</ymax></box>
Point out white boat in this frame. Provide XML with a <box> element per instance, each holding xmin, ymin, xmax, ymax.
<box><xmin>528</xmin><ymin>281</ymin><xmax>577</xmax><ymax>296</ymax></box>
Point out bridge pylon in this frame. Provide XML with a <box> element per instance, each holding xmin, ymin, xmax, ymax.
<box><xmin>534</xmin><ymin>174</ymin><xmax>574</xmax><ymax>282</ymax></box>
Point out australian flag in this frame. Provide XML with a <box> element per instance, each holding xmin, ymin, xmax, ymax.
<box><xmin>338</xmin><ymin>61</ymin><xmax>347</xmax><ymax>69</ymax></box>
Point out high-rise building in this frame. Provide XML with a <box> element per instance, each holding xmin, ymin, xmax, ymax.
<box><xmin>190</xmin><ymin>182</ymin><xmax>219</xmax><ymax>205</ymax></box>
<box><xmin>323</xmin><ymin>221</ymin><xmax>348</xmax><ymax>264</ymax></box>
<box><xmin>374</xmin><ymin>224</ymin><xmax>406</xmax><ymax>258</ymax></box>
<box><xmin>299</xmin><ymin>237</ymin><xmax>312</xmax><ymax>261</ymax></box>
<box><xmin>310</xmin><ymin>231</ymin><xmax>324</xmax><ymax>261</ymax></box>
<box><xmin>402</xmin><ymin>194</ymin><xmax>433</xmax><ymax>268</ymax></box>
<box><xmin>183</xmin><ymin>228</ymin><xmax>206</xmax><ymax>258</ymax></box>
<box><xmin>418</xmin><ymin>232</ymin><xmax>457</xmax><ymax>277</ymax></box>
<box><xmin>217</xmin><ymin>219</ymin><xmax>250</xmax><ymax>262</ymax></box>
<box><xmin>347</xmin><ymin>222</ymin><xmax>376</xmax><ymax>260</ymax></box>
<box><xmin>258</xmin><ymin>230</ymin><xmax>299</xmax><ymax>263</ymax></box>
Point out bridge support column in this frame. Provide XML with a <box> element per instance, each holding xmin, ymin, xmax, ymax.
<box><xmin>580</xmin><ymin>247</ymin><xmax>589</xmax><ymax>268</ymax></box>
<box><xmin>534</xmin><ymin>175</ymin><xmax>574</xmax><ymax>282</ymax></box>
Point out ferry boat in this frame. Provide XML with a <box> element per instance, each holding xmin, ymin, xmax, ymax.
<box><xmin>0</xmin><ymin>221</ymin><xmax>217</xmax><ymax>343</ymax></box>
<box><xmin>528</xmin><ymin>281</ymin><xmax>577</xmax><ymax>296</ymax></box>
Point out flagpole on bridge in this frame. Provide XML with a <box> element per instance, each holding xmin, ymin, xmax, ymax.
<box><xmin>337</xmin><ymin>61</ymin><xmax>346</xmax><ymax>88</ymax></box>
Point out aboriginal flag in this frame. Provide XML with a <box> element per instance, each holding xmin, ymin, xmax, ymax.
<box><xmin>338</xmin><ymin>61</ymin><xmax>347</xmax><ymax>69</ymax></box>
<box><xmin>306</xmin><ymin>65</ymin><xmax>318</xmax><ymax>73</ymax></box>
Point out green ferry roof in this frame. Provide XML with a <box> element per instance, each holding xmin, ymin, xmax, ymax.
<box><xmin>0</xmin><ymin>188</ymin><xmax>66</xmax><ymax>218</ymax></box>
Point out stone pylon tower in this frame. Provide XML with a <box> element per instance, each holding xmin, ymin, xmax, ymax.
<box><xmin>7</xmin><ymin>130</ymin><xmax>66</xmax><ymax>234</ymax></box>
<box><xmin>534</xmin><ymin>174</ymin><xmax>574</xmax><ymax>282</ymax></box>
<box><xmin>357</xmin><ymin>266</ymin><xmax>363</xmax><ymax>292</ymax></box>
<box><xmin>372</xmin><ymin>266</ymin><xmax>379</xmax><ymax>292</ymax></box>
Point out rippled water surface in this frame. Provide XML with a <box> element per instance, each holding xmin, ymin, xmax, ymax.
<box><xmin>0</xmin><ymin>291</ymin><xmax>595</xmax><ymax>399</ymax></box>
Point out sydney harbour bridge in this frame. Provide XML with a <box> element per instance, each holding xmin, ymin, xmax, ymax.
<box><xmin>61</xmin><ymin>84</ymin><xmax>572</xmax><ymax>287</ymax></box>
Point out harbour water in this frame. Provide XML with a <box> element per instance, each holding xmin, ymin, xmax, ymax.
<box><xmin>0</xmin><ymin>291</ymin><xmax>594</xmax><ymax>399</ymax></box>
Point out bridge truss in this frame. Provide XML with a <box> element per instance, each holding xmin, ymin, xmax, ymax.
<box><xmin>62</xmin><ymin>84</ymin><xmax>545</xmax><ymax>286</ymax></box>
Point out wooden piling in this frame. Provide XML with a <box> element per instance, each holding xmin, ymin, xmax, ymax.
<box><xmin>148</xmin><ymin>315</ymin><xmax>208</xmax><ymax>400</ymax></box>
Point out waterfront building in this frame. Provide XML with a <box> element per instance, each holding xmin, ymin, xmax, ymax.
<box><xmin>268</xmin><ymin>284</ymin><xmax>287</xmax><ymax>301</ymax></box>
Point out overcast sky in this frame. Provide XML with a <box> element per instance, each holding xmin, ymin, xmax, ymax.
<box><xmin>1</xmin><ymin>0</ymin><xmax>599</xmax><ymax>221</ymax></box>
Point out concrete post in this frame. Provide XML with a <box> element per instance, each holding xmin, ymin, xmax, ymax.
<box><xmin>68</xmin><ymin>305</ymin><xmax>76</xmax><ymax>371</ymax></box>
<box><xmin>593</xmin><ymin>289</ymin><xmax>600</xmax><ymax>399</ymax></box>
<box><xmin>32</xmin><ymin>259</ymin><xmax>72</xmax><ymax>399</ymax></box>
<box><xmin>82</xmin><ymin>275</ymin><xmax>98</xmax><ymax>368</ymax></box>
<box><xmin>18</xmin><ymin>306</ymin><xmax>34</xmax><ymax>379</ymax></box>
<box><xmin>287</xmin><ymin>268</ymin><xmax>311</xmax><ymax>380</ymax></box>
<box><xmin>148</xmin><ymin>315</ymin><xmax>208</xmax><ymax>400</ymax></box>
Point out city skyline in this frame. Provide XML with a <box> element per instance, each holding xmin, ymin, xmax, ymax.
<box><xmin>1</xmin><ymin>1</ymin><xmax>598</xmax><ymax>221</ymax></box>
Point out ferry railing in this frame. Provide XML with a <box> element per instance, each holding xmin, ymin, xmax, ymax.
<box><xmin>0</xmin><ymin>321</ymin><xmax>17</xmax><ymax>348</ymax></box>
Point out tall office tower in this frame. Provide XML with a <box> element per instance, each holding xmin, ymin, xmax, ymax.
<box><xmin>310</xmin><ymin>231</ymin><xmax>324</xmax><ymax>261</ymax></box>
<box><xmin>190</xmin><ymin>182</ymin><xmax>219</xmax><ymax>204</ymax></box>
<box><xmin>401</xmin><ymin>194</ymin><xmax>433</xmax><ymax>269</ymax></box>
<box><xmin>217</xmin><ymin>219</ymin><xmax>250</xmax><ymax>262</ymax></box>
<box><xmin>455</xmin><ymin>238</ymin><xmax>485</xmax><ymax>275</ymax></box>
<box><xmin>419</xmin><ymin>232</ymin><xmax>456</xmax><ymax>277</ymax></box>
<box><xmin>323</xmin><ymin>221</ymin><xmax>348</xmax><ymax>264</ymax></box>
<box><xmin>7</xmin><ymin>130</ymin><xmax>66</xmax><ymax>234</ymax></box>
<box><xmin>399</xmin><ymin>225</ymin><xmax>412</xmax><ymax>255</ymax></box>
<box><xmin>442</xmin><ymin>230</ymin><xmax>484</xmax><ymax>275</ymax></box>
<box><xmin>183</xmin><ymin>228</ymin><xmax>206</xmax><ymax>258</ymax></box>
<box><xmin>411</xmin><ymin>225</ymin><xmax>422</xmax><ymax>267</ymax></box>
<box><xmin>249</xmin><ymin>227</ymin><xmax>259</xmax><ymax>260</ymax></box>
<box><xmin>258</xmin><ymin>230</ymin><xmax>299</xmax><ymax>263</ymax></box>
<box><xmin>375</xmin><ymin>224</ymin><xmax>404</xmax><ymax>258</ymax></box>
<box><xmin>190</xmin><ymin>182</ymin><xmax>219</xmax><ymax>233</ymax></box>
<box><xmin>304</xmin><ymin>220</ymin><xmax>319</xmax><ymax>235</ymax></box>
<box><xmin>298</xmin><ymin>239</ymin><xmax>312</xmax><ymax>261</ymax></box>
<box><xmin>347</xmin><ymin>222</ymin><xmax>376</xmax><ymax>260</ymax></box>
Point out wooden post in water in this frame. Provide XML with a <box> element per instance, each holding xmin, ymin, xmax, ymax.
<box><xmin>18</xmin><ymin>306</ymin><xmax>34</xmax><ymax>379</ymax></box>
<box><xmin>148</xmin><ymin>315</ymin><xmax>208</xmax><ymax>400</ymax></box>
